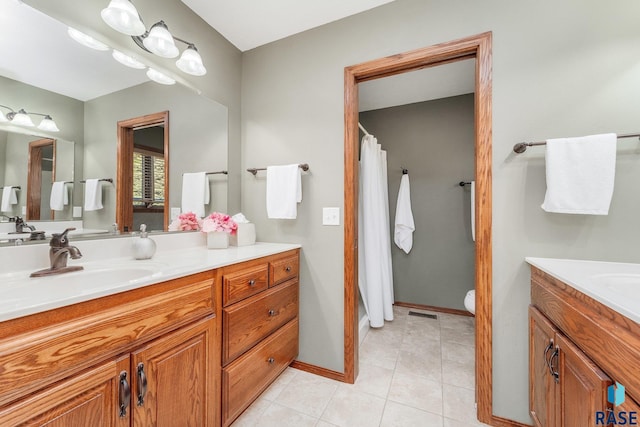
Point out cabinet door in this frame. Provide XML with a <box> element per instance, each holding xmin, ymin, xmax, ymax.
<box><xmin>131</xmin><ymin>316</ymin><xmax>216</xmax><ymax>427</ymax></box>
<box><xmin>529</xmin><ymin>306</ymin><xmax>558</xmax><ymax>427</ymax></box>
<box><xmin>556</xmin><ymin>333</ymin><xmax>611</xmax><ymax>427</ymax></box>
<box><xmin>0</xmin><ymin>360</ymin><xmax>124</xmax><ymax>427</ymax></box>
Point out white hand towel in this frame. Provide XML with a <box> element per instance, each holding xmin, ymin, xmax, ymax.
<box><xmin>84</xmin><ymin>179</ymin><xmax>103</xmax><ymax>211</ymax></box>
<box><xmin>470</xmin><ymin>181</ymin><xmax>475</xmax><ymax>242</ymax></box>
<box><xmin>541</xmin><ymin>133</ymin><xmax>617</xmax><ymax>215</ymax></box>
<box><xmin>266</xmin><ymin>164</ymin><xmax>302</xmax><ymax>219</ymax></box>
<box><xmin>1</xmin><ymin>186</ymin><xmax>17</xmax><ymax>212</ymax></box>
<box><xmin>394</xmin><ymin>174</ymin><xmax>415</xmax><ymax>254</ymax></box>
<box><xmin>181</xmin><ymin>172</ymin><xmax>209</xmax><ymax>218</ymax></box>
<box><xmin>50</xmin><ymin>181</ymin><xmax>69</xmax><ymax>211</ymax></box>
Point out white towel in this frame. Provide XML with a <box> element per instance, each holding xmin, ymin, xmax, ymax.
<box><xmin>181</xmin><ymin>172</ymin><xmax>209</xmax><ymax>218</ymax></box>
<box><xmin>470</xmin><ymin>181</ymin><xmax>475</xmax><ymax>242</ymax></box>
<box><xmin>84</xmin><ymin>179</ymin><xmax>103</xmax><ymax>211</ymax></box>
<box><xmin>266</xmin><ymin>164</ymin><xmax>302</xmax><ymax>219</ymax></box>
<box><xmin>1</xmin><ymin>186</ymin><xmax>17</xmax><ymax>212</ymax></box>
<box><xmin>394</xmin><ymin>174</ymin><xmax>415</xmax><ymax>254</ymax></box>
<box><xmin>541</xmin><ymin>133</ymin><xmax>617</xmax><ymax>215</ymax></box>
<box><xmin>50</xmin><ymin>181</ymin><xmax>69</xmax><ymax>211</ymax></box>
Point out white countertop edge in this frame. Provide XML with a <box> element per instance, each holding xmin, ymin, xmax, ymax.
<box><xmin>525</xmin><ymin>257</ymin><xmax>640</xmax><ymax>324</ymax></box>
<box><xmin>0</xmin><ymin>242</ymin><xmax>301</xmax><ymax>322</ymax></box>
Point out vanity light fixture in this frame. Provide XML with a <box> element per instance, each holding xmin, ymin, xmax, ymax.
<box><xmin>101</xmin><ymin>0</ymin><xmax>207</xmax><ymax>76</ymax></box>
<box><xmin>0</xmin><ymin>105</ymin><xmax>60</xmax><ymax>132</ymax></box>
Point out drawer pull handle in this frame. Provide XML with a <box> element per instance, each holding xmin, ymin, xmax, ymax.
<box><xmin>137</xmin><ymin>363</ymin><xmax>148</xmax><ymax>406</ymax></box>
<box><xmin>285</xmin><ymin>266</ymin><xmax>292</xmax><ymax>272</ymax></box>
<box><xmin>268</xmin><ymin>357</ymin><xmax>275</xmax><ymax>364</ymax></box>
<box><xmin>268</xmin><ymin>309</ymin><xmax>276</xmax><ymax>316</ymax></box>
<box><xmin>118</xmin><ymin>371</ymin><xmax>131</xmax><ymax>418</ymax></box>
<box><xmin>249</xmin><ymin>279</ymin><xmax>256</xmax><ymax>286</ymax></box>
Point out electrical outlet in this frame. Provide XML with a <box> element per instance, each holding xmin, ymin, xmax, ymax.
<box><xmin>322</xmin><ymin>207</ymin><xmax>340</xmax><ymax>226</ymax></box>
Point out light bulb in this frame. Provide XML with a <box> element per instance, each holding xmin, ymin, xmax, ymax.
<box><xmin>176</xmin><ymin>45</ymin><xmax>207</xmax><ymax>76</ymax></box>
<box><xmin>146</xmin><ymin>68</ymin><xmax>175</xmax><ymax>85</ymax></box>
<box><xmin>142</xmin><ymin>21</ymin><xmax>178</xmax><ymax>58</ymax></box>
<box><xmin>112</xmin><ymin>50</ymin><xmax>146</xmax><ymax>69</ymax></box>
<box><xmin>101</xmin><ymin>0</ymin><xmax>145</xmax><ymax>36</ymax></box>
<box><xmin>67</xmin><ymin>27</ymin><xmax>109</xmax><ymax>51</ymax></box>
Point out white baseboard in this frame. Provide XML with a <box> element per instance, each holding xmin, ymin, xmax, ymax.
<box><xmin>359</xmin><ymin>314</ymin><xmax>370</xmax><ymax>345</ymax></box>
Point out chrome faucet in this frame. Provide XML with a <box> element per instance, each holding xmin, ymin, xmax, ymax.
<box><xmin>30</xmin><ymin>228</ymin><xmax>84</xmax><ymax>277</ymax></box>
<box><xmin>15</xmin><ymin>217</ymin><xmax>35</xmax><ymax>233</ymax></box>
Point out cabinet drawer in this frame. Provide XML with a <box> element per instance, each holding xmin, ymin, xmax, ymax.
<box><xmin>223</xmin><ymin>279</ymin><xmax>298</xmax><ymax>365</ymax></box>
<box><xmin>223</xmin><ymin>264</ymin><xmax>268</xmax><ymax>306</ymax></box>
<box><xmin>222</xmin><ymin>318</ymin><xmax>299</xmax><ymax>426</ymax></box>
<box><xmin>269</xmin><ymin>254</ymin><xmax>299</xmax><ymax>287</ymax></box>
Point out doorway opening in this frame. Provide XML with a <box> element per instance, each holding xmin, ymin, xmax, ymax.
<box><xmin>27</xmin><ymin>138</ymin><xmax>55</xmax><ymax>220</ymax></box>
<box><xmin>344</xmin><ymin>32</ymin><xmax>493</xmax><ymax>423</ymax></box>
<box><xmin>116</xmin><ymin>111</ymin><xmax>169</xmax><ymax>233</ymax></box>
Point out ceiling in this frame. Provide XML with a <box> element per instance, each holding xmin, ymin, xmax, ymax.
<box><xmin>181</xmin><ymin>0</ymin><xmax>397</xmax><ymax>52</ymax></box>
<box><xmin>1</xmin><ymin>0</ymin><xmax>473</xmax><ymax>109</ymax></box>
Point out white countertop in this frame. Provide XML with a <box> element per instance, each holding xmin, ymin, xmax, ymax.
<box><xmin>0</xmin><ymin>242</ymin><xmax>300</xmax><ymax>322</ymax></box>
<box><xmin>526</xmin><ymin>257</ymin><xmax>640</xmax><ymax>324</ymax></box>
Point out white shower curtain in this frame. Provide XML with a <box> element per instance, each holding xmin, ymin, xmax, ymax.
<box><xmin>358</xmin><ymin>134</ymin><xmax>394</xmax><ymax>328</ymax></box>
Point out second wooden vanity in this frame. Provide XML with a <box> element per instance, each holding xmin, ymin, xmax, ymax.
<box><xmin>528</xmin><ymin>259</ymin><xmax>640</xmax><ymax>427</ymax></box>
<box><xmin>0</xmin><ymin>244</ymin><xmax>300</xmax><ymax>427</ymax></box>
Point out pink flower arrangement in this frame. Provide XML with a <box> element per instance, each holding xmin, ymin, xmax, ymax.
<box><xmin>201</xmin><ymin>212</ymin><xmax>238</xmax><ymax>235</ymax></box>
<box><xmin>168</xmin><ymin>212</ymin><xmax>202</xmax><ymax>231</ymax></box>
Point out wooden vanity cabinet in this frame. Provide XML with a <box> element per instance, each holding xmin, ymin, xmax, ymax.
<box><xmin>530</xmin><ymin>266</ymin><xmax>640</xmax><ymax>427</ymax></box>
<box><xmin>220</xmin><ymin>249</ymin><xmax>300</xmax><ymax>426</ymax></box>
<box><xmin>529</xmin><ymin>307</ymin><xmax>611</xmax><ymax>427</ymax></box>
<box><xmin>0</xmin><ymin>271</ymin><xmax>218</xmax><ymax>427</ymax></box>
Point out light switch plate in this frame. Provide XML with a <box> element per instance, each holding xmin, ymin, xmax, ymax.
<box><xmin>73</xmin><ymin>206</ymin><xmax>82</xmax><ymax>218</ymax></box>
<box><xmin>171</xmin><ymin>207</ymin><xmax>181</xmax><ymax>220</ymax></box>
<box><xmin>322</xmin><ymin>207</ymin><xmax>340</xmax><ymax>226</ymax></box>
<box><xmin>21</xmin><ymin>206</ymin><xmax>26</xmax><ymax>215</ymax></box>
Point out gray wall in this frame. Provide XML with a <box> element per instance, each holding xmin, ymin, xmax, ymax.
<box><xmin>0</xmin><ymin>132</ymin><xmax>7</xmax><ymax>187</ymax></box>
<box><xmin>360</xmin><ymin>94</ymin><xmax>475</xmax><ymax>310</ymax></box>
<box><xmin>83</xmin><ymin>82</ymin><xmax>228</xmax><ymax>230</ymax></box>
<box><xmin>241</xmin><ymin>0</ymin><xmax>640</xmax><ymax>423</ymax></box>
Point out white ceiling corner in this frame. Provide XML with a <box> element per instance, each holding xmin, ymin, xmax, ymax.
<box><xmin>180</xmin><ymin>0</ymin><xmax>397</xmax><ymax>51</ymax></box>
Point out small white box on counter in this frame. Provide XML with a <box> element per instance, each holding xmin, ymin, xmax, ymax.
<box><xmin>230</xmin><ymin>223</ymin><xmax>256</xmax><ymax>246</ymax></box>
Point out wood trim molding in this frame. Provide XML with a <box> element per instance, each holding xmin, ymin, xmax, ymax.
<box><xmin>393</xmin><ymin>301</ymin><xmax>474</xmax><ymax>317</ymax></box>
<box><xmin>116</xmin><ymin>111</ymin><xmax>169</xmax><ymax>233</ymax></box>
<box><xmin>289</xmin><ymin>360</ymin><xmax>345</xmax><ymax>382</ymax></box>
<box><xmin>344</xmin><ymin>32</ymin><xmax>495</xmax><ymax>424</ymax></box>
<box><xmin>26</xmin><ymin>138</ymin><xmax>55</xmax><ymax>221</ymax></box>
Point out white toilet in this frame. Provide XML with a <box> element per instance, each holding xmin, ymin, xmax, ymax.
<box><xmin>464</xmin><ymin>290</ymin><xmax>475</xmax><ymax>315</ymax></box>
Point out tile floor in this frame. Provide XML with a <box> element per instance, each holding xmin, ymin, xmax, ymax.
<box><xmin>231</xmin><ymin>305</ymin><xmax>491</xmax><ymax>426</ymax></box>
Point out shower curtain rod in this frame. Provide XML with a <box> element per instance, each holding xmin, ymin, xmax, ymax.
<box><xmin>358</xmin><ymin>122</ymin><xmax>370</xmax><ymax>136</ymax></box>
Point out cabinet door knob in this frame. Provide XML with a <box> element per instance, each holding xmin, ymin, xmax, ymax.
<box><xmin>268</xmin><ymin>357</ymin><xmax>275</xmax><ymax>364</ymax></box>
<box><xmin>118</xmin><ymin>371</ymin><xmax>131</xmax><ymax>418</ymax></box>
<box><xmin>268</xmin><ymin>309</ymin><xmax>276</xmax><ymax>316</ymax></box>
<box><xmin>249</xmin><ymin>279</ymin><xmax>256</xmax><ymax>286</ymax></box>
<box><xmin>285</xmin><ymin>266</ymin><xmax>292</xmax><ymax>272</ymax></box>
<box><xmin>137</xmin><ymin>363</ymin><xmax>148</xmax><ymax>406</ymax></box>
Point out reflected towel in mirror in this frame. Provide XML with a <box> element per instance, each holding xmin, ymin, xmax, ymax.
<box><xmin>181</xmin><ymin>172</ymin><xmax>209</xmax><ymax>218</ymax></box>
<box><xmin>50</xmin><ymin>181</ymin><xmax>69</xmax><ymax>211</ymax></box>
<box><xmin>1</xmin><ymin>186</ymin><xmax>18</xmax><ymax>212</ymax></box>
<box><xmin>84</xmin><ymin>179</ymin><xmax>103</xmax><ymax>211</ymax></box>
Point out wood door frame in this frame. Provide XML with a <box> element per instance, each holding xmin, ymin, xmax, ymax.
<box><xmin>344</xmin><ymin>32</ymin><xmax>497</xmax><ymax>424</ymax></box>
<box><xmin>27</xmin><ymin>138</ymin><xmax>56</xmax><ymax>221</ymax></box>
<box><xmin>116</xmin><ymin>111</ymin><xmax>169</xmax><ymax>233</ymax></box>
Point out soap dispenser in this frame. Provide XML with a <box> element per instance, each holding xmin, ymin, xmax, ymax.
<box><xmin>132</xmin><ymin>224</ymin><xmax>156</xmax><ymax>260</ymax></box>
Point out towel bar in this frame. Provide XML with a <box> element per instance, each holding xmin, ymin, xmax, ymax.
<box><xmin>80</xmin><ymin>178</ymin><xmax>113</xmax><ymax>184</ymax></box>
<box><xmin>513</xmin><ymin>132</ymin><xmax>640</xmax><ymax>153</ymax></box>
<box><xmin>247</xmin><ymin>164</ymin><xmax>309</xmax><ymax>176</ymax></box>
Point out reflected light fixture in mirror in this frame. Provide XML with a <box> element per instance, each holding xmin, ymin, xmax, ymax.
<box><xmin>67</xmin><ymin>27</ymin><xmax>109</xmax><ymax>51</ymax></box>
<box><xmin>101</xmin><ymin>0</ymin><xmax>207</xmax><ymax>76</ymax></box>
<box><xmin>146</xmin><ymin>68</ymin><xmax>176</xmax><ymax>85</ymax></box>
<box><xmin>0</xmin><ymin>105</ymin><xmax>60</xmax><ymax>132</ymax></box>
<box><xmin>112</xmin><ymin>49</ymin><xmax>146</xmax><ymax>69</ymax></box>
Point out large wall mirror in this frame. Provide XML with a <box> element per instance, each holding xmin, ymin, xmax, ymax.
<box><xmin>0</xmin><ymin>1</ymin><xmax>228</xmax><ymax>244</ymax></box>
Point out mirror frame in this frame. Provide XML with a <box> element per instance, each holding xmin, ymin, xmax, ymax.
<box><xmin>116</xmin><ymin>111</ymin><xmax>169</xmax><ymax>233</ymax></box>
